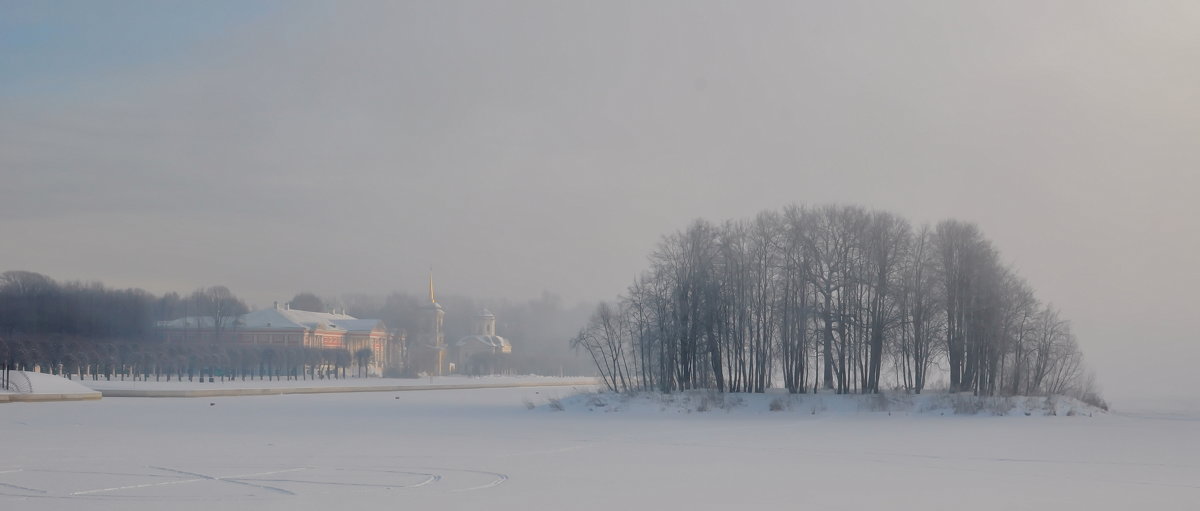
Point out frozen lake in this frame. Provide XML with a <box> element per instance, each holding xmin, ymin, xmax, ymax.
<box><xmin>2</xmin><ymin>386</ymin><xmax>1196</xmax><ymax>510</ymax></box>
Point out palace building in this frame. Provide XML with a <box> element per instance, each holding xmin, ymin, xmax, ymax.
<box><xmin>157</xmin><ymin>303</ymin><xmax>401</xmax><ymax>376</ymax></box>
<box><xmin>156</xmin><ymin>275</ymin><xmax>512</xmax><ymax>377</ymax></box>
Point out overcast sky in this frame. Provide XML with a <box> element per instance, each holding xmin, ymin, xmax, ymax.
<box><xmin>2</xmin><ymin>1</ymin><xmax>1198</xmax><ymax>403</ymax></box>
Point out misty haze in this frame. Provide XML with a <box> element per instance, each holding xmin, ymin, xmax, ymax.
<box><xmin>2</xmin><ymin>2</ymin><xmax>1198</xmax><ymax>510</ymax></box>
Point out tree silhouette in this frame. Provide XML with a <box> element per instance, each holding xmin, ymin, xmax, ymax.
<box><xmin>289</xmin><ymin>293</ymin><xmax>326</xmax><ymax>313</ymax></box>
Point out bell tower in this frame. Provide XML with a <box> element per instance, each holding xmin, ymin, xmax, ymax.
<box><xmin>416</xmin><ymin>271</ymin><xmax>445</xmax><ymax>376</ymax></box>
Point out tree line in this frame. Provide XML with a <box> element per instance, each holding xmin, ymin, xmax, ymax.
<box><xmin>0</xmin><ymin>336</ymin><xmax>363</xmax><ymax>382</ymax></box>
<box><xmin>0</xmin><ymin>270</ymin><xmax>595</xmax><ymax>379</ymax></box>
<box><xmin>0</xmin><ymin>271</ymin><xmax>360</xmax><ymax>380</ymax></box>
<box><xmin>572</xmin><ymin>205</ymin><xmax>1103</xmax><ymax>407</ymax></box>
<box><xmin>0</xmin><ymin>271</ymin><xmax>250</xmax><ymax>341</ymax></box>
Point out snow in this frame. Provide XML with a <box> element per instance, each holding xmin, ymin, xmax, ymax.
<box><xmin>557</xmin><ymin>389</ymin><xmax>1105</xmax><ymax>417</ymax></box>
<box><xmin>3</xmin><ymin>371</ymin><xmax>97</xmax><ymax>395</ymax></box>
<box><xmin>1</xmin><ymin>385</ymin><xmax>1197</xmax><ymax>510</ymax></box>
<box><xmin>79</xmin><ymin>374</ymin><xmax>590</xmax><ymax>391</ymax></box>
<box><xmin>159</xmin><ymin>308</ymin><xmax>368</xmax><ymax>331</ymax></box>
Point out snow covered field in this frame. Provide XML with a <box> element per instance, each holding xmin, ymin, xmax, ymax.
<box><xmin>2</xmin><ymin>384</ymin><xmax>1196</xmax><ymax>510</ymax></box>
<box><xmin>78</xmin><ymin>374</ymin><xmax>587</xmax><ymax>391</ymax></box>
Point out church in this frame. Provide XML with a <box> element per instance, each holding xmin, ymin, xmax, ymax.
<box><xmin>407</xmin><ymin>275</ymin><xmax>513</xmax><ymax>376</ymax></box>
<box><xmin>455</xmin><ymin>308</ymin><xmax>513</xmax><ymax>375</ymax></box>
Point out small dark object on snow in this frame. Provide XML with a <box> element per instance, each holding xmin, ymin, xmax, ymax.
<box><xmin>210</xmin><ymin>403</ymin><xmax>215</xmax><ymax>406</ymax></box>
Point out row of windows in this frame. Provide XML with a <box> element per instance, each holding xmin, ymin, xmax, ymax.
<box><xmin>165</xmin><ymin>331</ymin><xmax>387</xmax><ymax>345</ymax></box>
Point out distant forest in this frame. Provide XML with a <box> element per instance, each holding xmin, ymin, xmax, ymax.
<box><xmin>0</xmin><ymin>270</ymin><xmax>594</xmax><ymax>379</ymax></box>
<box><xmin>573</xmin><ymin>205</ymin><xmax>1105</xmax><ymax>408</ymax></box>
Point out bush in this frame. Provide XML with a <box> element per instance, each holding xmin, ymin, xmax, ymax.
<box><xmin>696</xmin><ymin>390</ymin><xmax>722</xmax><ymax>412</ymax></box>
<box><xmin>866</xmin><ymin>394</ymin><xmax>890</xmax><ymax>412</ymax></box>
<box><xmin>985</xmin><ymin>397</ymin><xmax>1015</xmax><ymax>416</ymax></box>
<box><xmin>1072</xmin><ymin>372</ymin><xmax>1108</xmax><ymax>411</ymax></box>
<box><xmin>586</xmin><ymin>395</ymin><xmax>608</xmax><ymax>408</ymax></box>
<box><xmin>1078</xmin><ymin>391</ymin><xmax>1109</xmax><ymax>411</ymax></box>
<box><xmin>951</xmin><ymin>395</ymin><xmax>984</xmax><ymax>415</ymax></box>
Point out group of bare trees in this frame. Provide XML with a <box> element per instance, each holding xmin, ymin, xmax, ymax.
<box><xmin>0</xmin><ymin>271</ymin><xmax>250</xmax><ymax>341</ymax></box>
<box><xmin>0</xmin><ymin>271</ymin><xmax>267</xmax><ymax>381</ymax></box>
<box><xmin>0</xmin><ymin>335</ymin><xmax>359</xmax><ymax>382</ymax></box>
<box><xmin>573</xmin><ymin>205</ymin><xmax>1101</xmax><ymax>406</ymax></box>
<box><xmin>0</xmin><ymin>271</ymin><xmax>157</xmax><ymax>340</ymax></box>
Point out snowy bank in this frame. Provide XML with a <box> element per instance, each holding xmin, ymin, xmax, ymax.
<box><xmin>79</xmin><ymin>375</ymin><xmax>598</xmax><ymax>397</ymax></box>
<box><xmin>544</xmin><ymin>389</ymin><xmax>1104</xmax><ymax>417</ymax></box>
<box><xmin>0</xmin><ymin>371</ymin><xmax>101</xmax><ymax>402</ymax></box>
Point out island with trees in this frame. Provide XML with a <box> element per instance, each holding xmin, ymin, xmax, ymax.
<box><xmin>572</xmin><ymin>204</ymin><xmax>1105</xmax><ymax>409</ymax></box>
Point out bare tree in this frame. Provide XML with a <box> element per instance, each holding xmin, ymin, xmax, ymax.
<box><xmin>571</xmin><ymin>302</ymin><xmax>640</xmax><ymax>392</ymax></box>
<box><xmin>188</xmin><ymin>286</ymin><xmax>248</xmax><ymax>344</ymax></box>
<box><xmin>354</xmin><ymin>347</ymin><xmax>373</xmax><ymax>377</ymax></box>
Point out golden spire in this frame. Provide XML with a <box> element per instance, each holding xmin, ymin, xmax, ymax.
<box><xmin>428</xmin><ymin>268</ymin><xmax>436</xmax><ymax>303</ymax></box>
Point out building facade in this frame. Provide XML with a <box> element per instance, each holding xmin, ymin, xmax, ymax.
<box><xmin>158</xmin><ymin>303</ymin><xmax>401</xmax><ymax>375</ymax></box>
<box><xmin>454</xmin><ymin>308</ymin><xmax>512</xmax><ymax>375</ymax></box>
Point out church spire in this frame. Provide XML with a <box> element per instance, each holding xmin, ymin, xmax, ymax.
<box><xmin>428</xmin><ymin>268</ymin><xmax>436</xmax><ymax>304</ymax></box>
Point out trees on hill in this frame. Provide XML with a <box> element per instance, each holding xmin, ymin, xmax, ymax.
<box><xmin>573</xmin><ymin>205</ymin><xmax>1100</xmax><ymax>404</ymax></box>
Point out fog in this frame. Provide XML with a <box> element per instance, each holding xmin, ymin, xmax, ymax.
<box><xmin>2</xmin><ymin>1</ymin><xmax>1197</xmax><ymax>404</ymax></box>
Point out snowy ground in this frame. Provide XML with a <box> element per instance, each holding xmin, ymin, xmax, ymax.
<box><xmin>2</xmin><ymin>371</ymin><xmax>96</xmax><ymax>394</ymax></box>
<box><xmin>560</xmin><ymin>389</ymin><xmax>1104</xmax><ymax>417</ymax></box>
<box><xmin>1</xmin><ymin>383</ymin><xmax>1196</xmax><ymax>510</ymax></box>
<box><xmin>77</xmin><ymin>374</ymin><xmax>589</xmax><ymax>391</ymax></box>
<box><xmin>76</xmin><ymin>374</ymin><xmax>595</xmax><ymax>395</ymax></box>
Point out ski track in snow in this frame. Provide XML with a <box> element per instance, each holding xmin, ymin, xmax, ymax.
<box><xmin>0</xmin><ymin>464</ymin><xmax>509</xmax><ymax>501</ymax></box>
<box><xmin>0</xmin><ymin>481</ymin><xmax>47</xmax><ymax>494</ymax></box>
<box><xmin>440</xmin><ymin>468</ymin><xmax>510</xmax><ymax>492</ymax></box>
